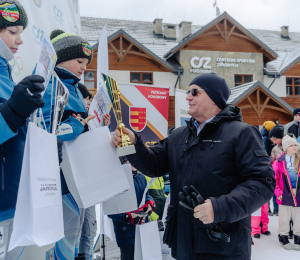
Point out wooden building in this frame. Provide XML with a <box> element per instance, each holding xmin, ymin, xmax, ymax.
<box><xmin>82</xmin><ymin>12</ymin><xmax>300</xmax><ymax>129</ymax></box>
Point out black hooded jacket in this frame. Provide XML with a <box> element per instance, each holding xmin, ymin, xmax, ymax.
<box><xmin>127</xmin><ymin>104</ymin><xmax>275</xmax><ymax>260</ymax></box>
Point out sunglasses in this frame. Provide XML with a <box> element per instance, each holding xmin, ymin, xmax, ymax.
<box><xmin>186</xmin><ymin>89</ymin><xmax>205</xmax><ymax>96</ymax></box>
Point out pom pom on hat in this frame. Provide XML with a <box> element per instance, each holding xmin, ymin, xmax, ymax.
<box><xmin>263</xmin><ymin>121</ymin><xmax>276</xmax><ymax>132</ymax></box>
<box><xmin>50</xmin><ymin>29</ymin><xmax>65</xmax><ymax>41</ymax></box>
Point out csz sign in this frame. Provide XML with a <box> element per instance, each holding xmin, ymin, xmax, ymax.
<box><xmin>190</xmin><ymin>56</ymin><xmax>212</xmax><ymax>74</ymax></box>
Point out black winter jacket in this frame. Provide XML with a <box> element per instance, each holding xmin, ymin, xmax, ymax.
<box><xmin>127</xmin><ymin>105</ymin><xmax>275</xmax><ymax>260</ymax></box>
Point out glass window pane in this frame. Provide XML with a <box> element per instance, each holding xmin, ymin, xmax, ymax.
<box><xmin>235</xmin><ymin>75</ymin><xmax>242</xmax><ymax>83</ymax></box>
<box><xmin>286</xmin><ymin>86</ymin><xmax>292</xmax><ymax>95</ymax></box>
<box><xmin>84</xmin><ymin>81</ymin><xmax>95</xmax><ymax>89</ymax></box>
<box><xmin>131</xmin><ymin>73</ymin><xmax>140</xmax><ymax>82</ymax></box>
<box><xmin>295</xmin><ymin>86</ymin><xmax>300</xmax><ymax>95</ymax></box>
<box><xmin>84</xmin><ymin>72</ymin><xmax>94</xmax><ymax>81</ymax></box>
<box><xmin>295</xmin><ymin>78</ymin><xmax>300</xmax><ymax>85</ymax></box>
<box><xmin>142</xmin><ymin>73</ymin><xmax>152</xmax><ymax>83</ymax></box>
<box><xmin>286</xmin><ymin>78</ymin><xmax>293</xmax><ymax>85</ymax></box>
<box><xmin>244</xmin><ymin>76</ymin><xmax>252</xmax><ymax>83</ymax></box>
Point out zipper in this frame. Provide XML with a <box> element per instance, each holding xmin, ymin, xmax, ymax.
<box><xmin>283</xmin><ymin>165</ymin><xmax>297</xmax><ymax>206</ymax></box>
<box><xmin>0</xmin><ymin>144</ymin><xmax>5</xmax><ymax>192</ymax></box>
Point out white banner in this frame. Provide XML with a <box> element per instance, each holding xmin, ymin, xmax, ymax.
<box><xmin>175</xmin><ymin>89</ymin><xmax>191</xmax><ymax>128</ymax></box>
<box><xmin>10</xmin><ymin>0</ymin><xmax>80</xmax><ymax>83</ymax></box>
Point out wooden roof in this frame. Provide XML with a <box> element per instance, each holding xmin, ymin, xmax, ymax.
<box><xmin>164</xmin><ymin>12</ymin><xmax>278</xmax><ymax>63</ymax></box>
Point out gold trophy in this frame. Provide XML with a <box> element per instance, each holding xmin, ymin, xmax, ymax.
<box><xmin>102</xmin><ymin>74</ymin><xmax>136</xmax><ymax>156</ymax></box>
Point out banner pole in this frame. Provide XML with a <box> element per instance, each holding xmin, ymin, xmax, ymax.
<box><xmin>102</xmin><ymin>234</ymin><xmax>105</xmax><ymax>260</ymax></box>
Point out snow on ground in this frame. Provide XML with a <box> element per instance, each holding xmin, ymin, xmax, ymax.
<box><xmin>251</xmin><ymin>215</ymin><xmax>299</xmax><ymax>259</ymax></box>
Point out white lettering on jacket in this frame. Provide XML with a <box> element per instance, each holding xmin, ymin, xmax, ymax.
<box><xmin>57</xmin><ymin>124</ymin><xmax>73</xmax><ymax>136</ymax></box>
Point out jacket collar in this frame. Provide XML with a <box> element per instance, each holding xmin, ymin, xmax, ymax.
<box><xmin>277</xmin><ymin>152</ymin><xmax>286</xmax><ymax>162</ymax></box>
<box><xmin>54</xmin><ymin>67</ymin><xmax>81</xmax><ymax>85</ymax></box>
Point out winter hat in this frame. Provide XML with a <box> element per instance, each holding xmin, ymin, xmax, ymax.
<box><xmin>293</xmin><ymin>107</ymin><xmax>300</xmax><ymax>117</ymax></box>
<box><xmin>282</xmin><ymin>135</ymin><xmax>298</xmax><ymax>151</ymax></box>
<box><xmin>78</xmin><ymin>83</ymin><xmax>92</xmax><ymax>99</ymax></box>
<box><xmin>189</xmin><ymin>73</ymin><xmax>231</xmax><ymax>109</ymax></box>
<box><xmin>50</xmin><ymin>29</ymin><xmax>93</xmax><ymax>65</ymax></box>
<box><xmin>269</xmin><ymin>125</ymin><xmax>284</xmax><ymax>139</ymax></box>
<box><xmin>0</xmin><ymin>0</ymin><xmax>28</xmax><ymax>30</ymax></box>
<box><xmin>119</xmin><ymin>156</ymin><xmax>128</xmax><ymax>165</ymax></box>
<box><xmin>263</xmin><ymin>121</ymin><xmax>276</xmax><ymax>132</ymax></box>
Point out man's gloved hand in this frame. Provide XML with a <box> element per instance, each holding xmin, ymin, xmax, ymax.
<box><xmin>57</xmin><ymin>139</ymin><xmax>63</xmax><ymax>165</ymax></box>
<box><xmin>0</xmin><ymin>75</ymin><xmax>45</xmax><ymax>132</ymax></box>
<box><xmin>125</xmin><ymin>200</ymin><xmax>155</xmax><ymax>225</ymax></box>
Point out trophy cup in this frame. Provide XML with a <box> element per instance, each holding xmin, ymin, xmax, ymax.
<box><xmin>102</xmin><ymin>74</ymin><xmax>136</xmax><ymax>157</ymax></box>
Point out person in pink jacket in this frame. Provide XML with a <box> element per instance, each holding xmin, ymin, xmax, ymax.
<box><xmin>273</xmin><ymin>135</ymin><xmax>300</xmax><ymax>250</ymax></box>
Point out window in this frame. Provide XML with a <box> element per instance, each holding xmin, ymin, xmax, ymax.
<box><xmin>234</xmin><ymin>75</ymin><xmax>253</xmax><ymax>87</ymax></box>
<box><xmin>130</xmin><ymin>72</ymin><xmax>153</xmax><ymax>85</ymax></box>
<box><xmin>286</xmin><ymin>78</ymin><xmax>300</xmax><ymax>96</ymax></box>
<box><xmin>84</xmin><ymin>71</ymin><xmax>97</xmax><ymax>90</ymax></box>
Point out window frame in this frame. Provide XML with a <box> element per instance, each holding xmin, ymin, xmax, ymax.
<box><xmin>286</xmin><ymin>77</ymin><xmax>300</xmax><ymax>96</ymax></box>
<box><xmin>234</xmin><ymin>74</ymin><xmax>253</xmax><ymax>87</ymax></box>
<box><xmin>84</xmin><ymin>70</ymin><xmax>97</xmax><ymax>90</ymax></box>
<box><xmin>130</xmin><ymin>72</ymin><xmax>153</xmax><ymax>85</ymax></box>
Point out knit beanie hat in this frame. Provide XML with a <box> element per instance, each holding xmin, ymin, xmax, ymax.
<box><xmin>293</xmin><ymin>107</ymin><xmax>300</xmax><ymax>117</ymax></box>
<box><xmin>78</xmin><ymin>83</ymin><xmax>92</xmax><ymax>99</ymax></box>
<box><xmin>189</xmin><ymin>73</ymin><xmax>231</xmax><ymax>109</ymax></box>
<box><xmin>269</xmin><ymin>125</ymin><xmax>284</xmax><ymax>139</ymax></box>
<box><xmin>50</xmin><ymin>29</ymin><xmax>93</xmax><ymax>65</ymax></box>
<box><xmin>263</xmin><ymin>121</ymin><xmax>276</xmax><ymax>132</ymax></box>
<box><xmin>282</xmin><ymin>135</ymin><xmax>298</xmax><ymax>151</ymax></box>
<box><xmin>0</xmin><ymin>0</ymin><xmax>28</xmax><ymax>30</ymax></box>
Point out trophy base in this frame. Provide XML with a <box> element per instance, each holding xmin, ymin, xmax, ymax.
<box><xmin>116</xmin><ymin>145</ymin><xmax>136</xmax><ymax>157</ymax></box>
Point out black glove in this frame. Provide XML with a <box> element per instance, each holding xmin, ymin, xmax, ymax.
<box><xmin>179</xmin><ymin>185</ymin><xmax>230</xmax><ymax>243</ymax></box>
<box><xmin>57</xmin><ymin>139</ymin><xmax>63</xmax><ymax>165</ymax></box>
<box><xmin>0</xmin><ymin>75</ymin><xmax>45</xmax><ymax>132</ymax></box>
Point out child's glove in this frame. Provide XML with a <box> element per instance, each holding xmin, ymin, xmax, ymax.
<box><xmin>125</xmin><ymin>200</ymin><xmax>155</xmax><ymax>225</ymax></box>
<box><xmin>0</xmin><ymin>75</ymin><xmax>45</xmax><ymax>131</ymax></box>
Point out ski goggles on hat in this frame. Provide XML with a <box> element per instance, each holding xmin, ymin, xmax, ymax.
<box><xmin>186</xmin><ymin>89</ymin><xmax>205</xmax><ymax>96</ymax></box>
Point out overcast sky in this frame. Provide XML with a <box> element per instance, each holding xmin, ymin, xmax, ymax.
<box><xmin>79</xmin><ymin>0</ymin><xmax>300</xmax><ymax>32</ymax></box>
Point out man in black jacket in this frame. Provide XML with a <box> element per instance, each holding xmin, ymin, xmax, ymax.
<box><xmin>111</xmin><ymin>73</ymin><xmax>275</xmax><ymax>260</ymax></box>
<box><xmin>284</xmin><ymin>107</ymin><xmax>300</xmax><ymax>137</ymax></box>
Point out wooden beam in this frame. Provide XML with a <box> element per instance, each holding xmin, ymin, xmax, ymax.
<box><xmin>231</xmin><ymin>32</ymin><xmax>252</xmax><ymax>41</ymax></box>
<box><xmin>259</xmin><ymin>97</ymin><xmax>270</xmax><ymax>117</ymax></box>
<box><xmin>226</xmin><ymin>25</ymin><xmax>235</xmax><ymax>41</ymax></box>
<box><xmin>109</xmin><ymin>42</ymin><xmax>121</xmax><ymax>59</ymax></box>
<box><xmin>120</xmin><ymin>37</ymin><xmax>123</xmax><ymax>59</ymax></box>
<box><xmin>265</xmin><ymin>105</ymin><xmax>291</xmax><ymax>114</ymax></box>
<box><xmin>258</xmin><ymin>47</ymin><xmax>264</xmax><ymax>51</ymax></box>
<box><xmin>247</xmin><ymin>96</ymin><xmax>259</xmax><ymax>116</ymax></box>
<box><xmin>120</xmin><ymin>43</ymin><xmax>133</xmax><ymax>62</ymax></box>
<box><xmin>256</xmin><ymin>90</ymin><xmax>261</xmax><ymax>120</ymax></box>
<box><xmin>215</xmin><ymin>24</ymin><xmax>226</xmax><ymax>42</ymax></box>
<box><xmin>239</xmin><ymin>105</ymin><xmax>252</xmax><ymax>110</ymax></box>
<box><xmin>224</xmin><ymin>19</ymin><xmax>227</xmax><ymax>43</ymax></box>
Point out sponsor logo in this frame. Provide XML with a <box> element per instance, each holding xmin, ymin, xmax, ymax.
<box><xmin>190</xmin><ymin>56</ymin><xmax>212</xmax><ymax>74</ymax></box>
<box><xmin>73</xmin><ymin>0</ymin><xmax>78</xmax><ymax>13</ymax></box>
<box><xmin>129</xmin><ymin>107</ymin><xmax>146</xmax><ymax>132</ymax></box>
<box><xmin>33</xmin><ymin>0</ymin><xmax>42</xmax><ymax>8</ymax></box>
<box><xmin>202</xmin><ymin>140</ymin><xmax>221</xmax><ymax>143</ymax></box>
<box><xmin>57</xmin><ymin>124</ymin><xmax>73</xmax><ymax>135</ymax></box>
<box><xmin>82</xmin><ymin>43</ymin><xmax>92</xmax><ymax>56</ymax></box>
<box><xmin>0</xmin><ymin>3</ymin><xmax>19</xmax><ymax>22</ymax></box>
<box><xmin>53</xmin><ymin>5</ymin><xmax>63</xmax><ymax>25</ymax></box>
<box><xmin>32</xmin><ymin>25</ymin><xmax>44</xmax><ymax>45</ymax></box>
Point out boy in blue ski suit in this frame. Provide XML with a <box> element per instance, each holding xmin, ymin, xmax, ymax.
<box><xmin>0</xmin><ymin>1</ymin><xmax>45</xmax><ymax>259</ymax></box>
<box><xmin>42</xmin><ymin>29</ymin><xmax>95</xmax><ymax>260</ymax></box>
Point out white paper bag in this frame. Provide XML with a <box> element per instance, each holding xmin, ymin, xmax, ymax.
<box><xmin>159</xmin><ymin>231</ymin><xmax>175</xmax><ymax>260</ymax></box>
<box><xmin>103</xmin><ymin>164</ymin><xmax>137</xmax><ymax>215</ymax></box>
<box><xmin>61</xmin><ymin>126</ymin><xmax>130</xmax><ymax>208</ymax></box>
<box><xmin>8</xmin><ymin>123</ymin><xmax>64</xmax><ymax>251</ymax></box>
<box><xmin>134</xmin><ymin>221</ymin><xmax>162</xmax><ymax>260</ymax></box>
